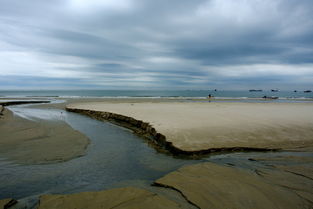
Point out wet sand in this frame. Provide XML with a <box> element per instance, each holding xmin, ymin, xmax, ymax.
<box><xmin>0</xmin><ymin>107</ymin><xmax>89</xmax><ymax>165</ymax></box>
<box><xmin>67</xmin><ymin>101</ymin><xmax>313</xmax><ymax>152</ymax></box>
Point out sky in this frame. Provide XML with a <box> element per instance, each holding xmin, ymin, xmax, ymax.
<box><xmin>0</xmin><ymin>0</ymin><xmax>313</xmax><ymax>90</ymax></box>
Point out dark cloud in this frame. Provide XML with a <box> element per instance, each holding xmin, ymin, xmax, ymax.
<box><xmin>0</xmin><ymin>0</ymin><xmax>313</xmax><ymax>89</ymax></box>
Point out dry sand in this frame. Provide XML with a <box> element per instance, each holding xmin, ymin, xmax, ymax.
<box><xmin>67</xmin><ymin>101</ymin><xmax>313</xmax><ymax>151</ymax></box>
<box><xmin>0</xmin><ymin>107</ymin><xmax>89</xmax><ymax>164</ymax></box>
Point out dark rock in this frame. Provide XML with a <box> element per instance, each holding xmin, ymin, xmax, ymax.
<box><xmin>0</xmin><ymin>198</ymin><xmax>18</xmax><ymax>209</ymax></box>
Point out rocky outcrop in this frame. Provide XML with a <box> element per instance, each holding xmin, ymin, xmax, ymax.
<box><xmin>153</xmin><ymin>162</ymin><xmax>313</xmax><ymax>209</ymax></box>
<box><xmin>0</xmin><ymin>101</ymin><xmax>50</xmax><ymax>107</ymax></box>
<box><xmin>0</xmin><ymin>101</ymin><xmax>50</xmax><ymax>118</ymax></box>
<box><xmin>0</xmin><ymin>198</ymin><xmax>17</xmax><ymax>209</ymax></box>
<box><xmin>66</xmin><ymin>107</ymin><xmax>276</xmax><ymax>157</ymax></box>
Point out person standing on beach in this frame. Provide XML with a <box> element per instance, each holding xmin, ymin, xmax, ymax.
<box><xmin>208</xmin><ymin>94</ymin><xmax>213</xmax><ymax>102</ymax></box>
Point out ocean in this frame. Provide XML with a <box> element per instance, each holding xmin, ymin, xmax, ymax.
<box><xmin>0</xmin><ymin>90</ymin><xmax>312</xmax><ymax>99</ymax></box>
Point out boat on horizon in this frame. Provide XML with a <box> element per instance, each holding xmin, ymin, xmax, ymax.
<box><xmin>304</xmin><ymin>90</ymin><xmax>312</xmax><ymax>93</ymax></box>
<box><xmin>249</xmin><ymin>89</ymin><xmax>263</xmax><ymax>92</ymax></box>
<box><xmin>271</xmin><ymin>89</ymin><xmax>279</xmax><ymax>92</ymax></box>
<box><xmin>263</xmin><ymin>96</ymin><xmax>279</xmax><ymax>99</ymax></box>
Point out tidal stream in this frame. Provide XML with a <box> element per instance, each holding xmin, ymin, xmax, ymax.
<box><xmin>0</xmin><ymin>105</ymin><xmax>198</xmax><ymax>200</ymax></box>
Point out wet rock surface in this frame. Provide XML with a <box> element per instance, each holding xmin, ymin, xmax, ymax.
<box><xmin>37</xmin><ymin>187</ymin><xmax>182</xmax><ymax>209</ymax></box>
<box><xmin>154</xmin><ymin>157</ymin><xmax>313</xmax><ymax>209</ymax></box>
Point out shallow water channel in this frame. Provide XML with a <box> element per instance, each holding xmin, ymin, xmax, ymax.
<box><xmin>1</xmin><ymin>104</ymin><xmax>312</xmax><ymax>207</ymax></box>
<box><xmin>1</xmin><ymin>105</ymin><xmax>200</xmax><ymax>199</ymax></box>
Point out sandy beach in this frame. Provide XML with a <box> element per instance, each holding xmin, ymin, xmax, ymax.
<box><xmin>67</xmin><ymin>101</ymin><xmax>313</xmax><ymax>152</ymax></box>
<box><xmin>1</xmin><ymin>98</ymin><xmax>313</xmax><ymax>208</ymax></box>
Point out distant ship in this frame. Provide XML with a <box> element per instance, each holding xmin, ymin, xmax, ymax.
<box><xmin>249</xmin><ymin>89</ymin><xmax>263</xmax><ymax>92</ymax></box>
<box><xmin>263</xmin><ymin>96</ymin><xmax>279</xmax><ymax>99</ymax></box>
<box><xmin>304</xmin><ymin>90</ymin><xmax>312</xmax><ymax>93</ymax></box>
<box><xmin>271</xmin><ymin>89</ymin><xmax>279</xmax><ymax>92</ymax></box>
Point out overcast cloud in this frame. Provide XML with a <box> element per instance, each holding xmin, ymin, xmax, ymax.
<box><xmin>0</xmin><ymin>0</ymin><xmax>313</xmax><ymax>90</ymax></box>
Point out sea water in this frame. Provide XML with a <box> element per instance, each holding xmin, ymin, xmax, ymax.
<box><xmin>0</xmin><ymin>90</ymin><xmax>312</xmax><ymax>99</ymax></box>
